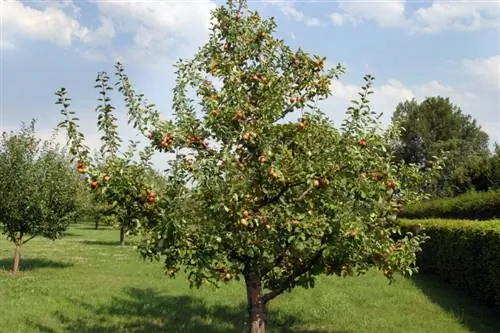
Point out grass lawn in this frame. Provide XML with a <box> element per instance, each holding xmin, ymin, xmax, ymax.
<box><xmin>1</xmin><ymin>223</ymin><xmax>499</xmax><ymax>333</ymax></box>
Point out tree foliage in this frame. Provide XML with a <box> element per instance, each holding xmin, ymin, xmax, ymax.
<box><xmin>56</xmin><ymin>68</ymin><xmax>163</xmax><ymax>245</ymax></box>
<box><xmin>55</xmin><ymin>1</ymin><xmax>442</xmax><ymax>332</ymax></box>
<box><xmin>391</xmin><ymin>97</ymin><xmax>491</xmax><ymax>196</ymax></box>
<box><xmin>0</xmin><ymin>120</ymin><xmax>83</xmax><ymax>273</ymax></box>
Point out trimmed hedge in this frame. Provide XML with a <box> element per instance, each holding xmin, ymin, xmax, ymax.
<box><xmin>400</xmin><ymin>218</ymin><xmax>500</xmax><ymax>309</ymax></box>
<box><xmin>400</xmin><ymin>190</ymin><xmax>500</xmax><ymax>220</ymax></box>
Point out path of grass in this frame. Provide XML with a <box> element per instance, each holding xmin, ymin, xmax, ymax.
<box><xmin>1</xmin><ymin>223</ymin><xmax>499</xmax><ymax>333</ymax></box>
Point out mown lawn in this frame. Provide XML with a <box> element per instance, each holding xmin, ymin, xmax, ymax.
<box><xmin>1</xmin><ymin>223</ymin><xmax>499</xmax><ymax>333</ymax></box>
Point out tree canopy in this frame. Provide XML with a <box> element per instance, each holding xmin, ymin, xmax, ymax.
<box><xmin>0</xmin><ymin>120</ymin><xmax>84</xmax><ymax>273</ymax></box>
<box><xmin>391</xmin><ymin>96</ymin><xmax>491</xmax><ymax>196</ymax></box>
<box><xmin>56</xmin><ymin>1</ymin><xmax>441</xmax><ymax>332</ymax></box>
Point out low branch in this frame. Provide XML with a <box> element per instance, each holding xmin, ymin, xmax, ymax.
<box><xmin>262</xmin><ymin>233</ymin><xmax>331</xmax><ymax>304</ymax></box>
<box><xmin>262</xmin><ymin>249</ymin><xmax>324</xmax><ymax>304</ymax></box>
<box><xmin>22</xmin><ymin>234</ymin><xmax>36</xmax><ymax>245</ymax></box>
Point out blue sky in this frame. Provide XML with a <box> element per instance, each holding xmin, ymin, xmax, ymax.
<box><xmin>1</xmin><ymin>0</ymin><xmax>499</xmax><ymax>168</ymax></box>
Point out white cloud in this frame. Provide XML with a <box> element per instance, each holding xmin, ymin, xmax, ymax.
<box><xmin>1</xmin><ymin>0</ymin><xmax>114</xmax><ymax>47</ymax></box>
<box><xmin>329</xmin><ymin>12</ymin><xmax>344</xmax><ymax>26</ymax></box>
<box><xmin>264</xmin><ymin>1</ymin><xmax>323</xmax><ymax>27</ymax></box>
<box><xmin>1</xmin><ymin>0</ymin><xmax>215</xmax><ymax>68</ymax></box>
<box><xmin>324</xmin><ymin>78</ymin><xmax>415</xmax><ymax>125</ymax></box>
<box><xmin>93</xmin><ymin>1</ymin><xmax>216</xmax><ymax>66</ymax></box>
<box><xmin>0</xmin><ymin>39</ymin><xmax>16</xmax><ymax>50</ymax></box>
<box><xmin>329</xmin><ymin>0</ymin><xmax>500</xmax><ymax>33</ymax></box>
<box><xmin>463</xmin><ymin>55</ymin><xmax>500</xmax><ymax>90</ymax></box>
<box><xmin>305</xmin><ymin>17</ymin><xmax>321</xmax><ymax>27</ymax></box>
<box><xmin>329</xmin><ymin>0</ymin><xmax>407</xmax><ymax>28</ymax></box>
<box><xmin>413</xmin><ymin>1</ymin><xmax>500</xmax><ymax>33</ymax></box>
<box><xmin>321</xmin><ymin>74</ymin><xmax>499</xmax><ymax>146</ymax></box>
<box><xmin>412</xmin><ymin>80</ymin><xmax>454</xmax><ymax>97</ymax></box>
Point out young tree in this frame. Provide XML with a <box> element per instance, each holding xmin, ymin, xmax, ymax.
<box><xmin>133</xmin><ymin>2</ymin><xmax>438</xmax><ymax>332</ymax></box>
<box><xmin>56</xmin><ymin>69</ymin><xmax>163</xmax><ymax>245</ymax></box>
<box><xmin>55</xmin><ymin>1</ymin><xmax>441</xmax><ymax>331</ymax></box>
<box><xmin>0</xmin><ymin>120</ymin><xmax>83</xmax><ymax>273</ymax></box>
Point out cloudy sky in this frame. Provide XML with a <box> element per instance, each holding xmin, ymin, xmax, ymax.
<box><xmin>1</xmin><ymin>0</ymin><xmax>499</xmax><ymax>168</ymax></box>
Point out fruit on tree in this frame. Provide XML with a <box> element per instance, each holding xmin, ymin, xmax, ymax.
<box><xmin>385</xmin><ymin>179</ymin><xmax>396</xmax><ymax>189</ymax></box>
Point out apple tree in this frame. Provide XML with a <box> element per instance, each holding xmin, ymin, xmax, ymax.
<box><xmin>0</xmin><ymin>120</ymin><xmax>84</xmax><ymax>273</ymax></box>
<box><xmin>56</xmin><ymin>70</ymin><xmax>163</xmax><ymax>245</ymax></box>
<box><xmin>53</xmin><ymin>1</ymin><xmax>441</xmax><ymax>332</ymax></box>
<box><xmin>133</xmin><ymin>1</ymin><xmax>441</xmax><ymax>332</ymax></box>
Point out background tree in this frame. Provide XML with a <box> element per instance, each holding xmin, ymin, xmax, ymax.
<box><xmin>391</xmin><ymin>96</ymin><xmax>490</xmax><ymax>196</ymax></box>
<box><xmin>0</xmin><ymin>120</ymin><xmax>83</xmax><ymax>273</ymax></box>
<box><xmin>56</xmin><ymin>68</ymin><xmax>163</xmax><ymax>245</ymax></box>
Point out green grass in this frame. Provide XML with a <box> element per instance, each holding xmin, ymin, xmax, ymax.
<box><xmin>1</xmin><ymin>224</ymin><xmax>499</xmax><ymax>333</ymax></box>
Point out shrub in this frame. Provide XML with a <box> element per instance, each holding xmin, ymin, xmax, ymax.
<box><xmin>400</xmin><ymin>190</ymin><xmax>500</xmax><ymax>220</ymax></box>
<box><xmin>399</xmin><ymin>218</ymin><xmax>500</xmax><ymax>309</ymax></box>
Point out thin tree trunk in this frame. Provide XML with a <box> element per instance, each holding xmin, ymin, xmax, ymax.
<box><xmin>95</xmin><ymin>219</ymin><xmax>99</xmax><ymax>230</ymax></box>
<box><xmin>245</xmin><ymin>274</ymin><xmax>266</xmax><ymax>333</ymax></box>
<box><xmin>12</xmin><ymin>240</ymin><xmax>21</xmax><ymax>274</ymax></box>
<box><xmin>119</xmin><ymin>226</ymin><xmax>126</xmax><ymax>245</ymax></box>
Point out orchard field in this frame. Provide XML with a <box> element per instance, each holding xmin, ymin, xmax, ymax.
<box><xmin>2</xmin><ymin>1</ymin><xmax>500</xmax><ymax>333</ymax></box>
<box><xmin>1</xmin><ymin>222</ymin><xmax>499</xmax><ymax>333</ymax></box>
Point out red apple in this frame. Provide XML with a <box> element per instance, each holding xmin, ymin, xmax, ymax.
<box><xmin>385</xmin><ymin>179</ymin><xmax>396</xmax><ymax>189</ymax></box>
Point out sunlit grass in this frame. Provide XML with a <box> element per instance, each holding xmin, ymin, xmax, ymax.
<box><xmin>1</xmin><ymin>223</ymin><xmax>499</xmax><ymax>333</ymax></box>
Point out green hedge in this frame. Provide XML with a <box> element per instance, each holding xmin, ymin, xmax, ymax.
<box><xmin>399</xmin><ymin>219</ymin><xmax>500</xmax><ymax>309</ymax></box>
<box><xmin>400</xmin><ymin>190</ymin><xmax>500</xmax><ymax>220</ymax></box>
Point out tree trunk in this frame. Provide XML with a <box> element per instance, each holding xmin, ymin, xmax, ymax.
<box><xmin>245</xmin><ymin>274</ymin><xmax>266</xmax><ymax>333</ymax></box>
<box><xmin>95</xmin><ymin>219</ymin><xmax>99</xmax><ymax>230</ymax></box>
<box><xmin>12</xmin><ymin>240</ymin><xmax>21</xmax><ymax>274</ymax></box>
<box><xmin>119</xmin><ymin>226</ymin><xmax>126</xmax><ymax>245</ymax></box>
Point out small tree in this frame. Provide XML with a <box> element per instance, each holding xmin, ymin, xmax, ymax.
<box><xmin>56</xmin><ymin>69</ymin><xmax>163</xmax><ymax>245</ymax></box>
<box><xmin>0</xmin><ymin>120</ymin><xmax>82</xmax><ymax>273</ymax></box>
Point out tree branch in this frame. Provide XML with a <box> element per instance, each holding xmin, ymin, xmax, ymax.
<box><xmin>22</xmin><ymin>233</ymin><xmax>36</xmax><ymax>245</ymax></box>
<box><xmin>262</xmin><ymin>233</ymin><xmax>331</xmax><ymax>304</ymax></box>
<box><xmin>255</xmin><ymin>181</ymin><xmax>304</xmax><ymax>209</ymax></box>
<box><xmin>262</xmin><ymin>249</ymin><xmax>324</xmax><ymax>304</ymax></box>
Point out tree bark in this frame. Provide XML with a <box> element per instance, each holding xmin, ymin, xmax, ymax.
<box><xmin>245</xmin><ymin>274</ymin><xmax>266</xmax><ymax>333</ymax></box>
<box><xmin>119</xmin><ymin>226</ymin><xmax>126</xmax><ymax>245</ymax></box>
<box><xmin>12</xmin><ymin>240</ymin><xmax>21</xmax><ymax>274</ymax></box>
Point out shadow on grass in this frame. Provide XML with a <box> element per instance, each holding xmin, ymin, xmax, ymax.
<box><xmin>62</xmin><ymin>232</ymin><xmax>82</xmax><ymax>237</ymax></box>
<box><xmin>79</xmin><ymin>240</ymin><xmax>130</xmax><ymax>246</ymax></box>
<box><xmin>410</xmin><ymin>273</ymin><xmax>500</xmax><ymax>333</ymax></box>
<box><xmin>72</xmin><ymin>224</ymin><xmax>114</xmax><ymax>231</ymax></box>
<box><xmin>0</xmin><ymin>258</ymin><xmax>73</xmax><ymax>272</ymax></box>
<box><xmin>30</xmin><ymin>287</ymin><xmax>343</xmax><ymax>333</ymax></box>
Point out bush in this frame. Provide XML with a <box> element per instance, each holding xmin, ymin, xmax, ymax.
<box><xmin>400</xmin><ymin>190</ymin><xmax>500</xmax><ymax>220</ymax></box>
<box><xmin>399</xmin><ymin>218</ymin><xmax>500</xmax><ymax>309</ymax></box>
